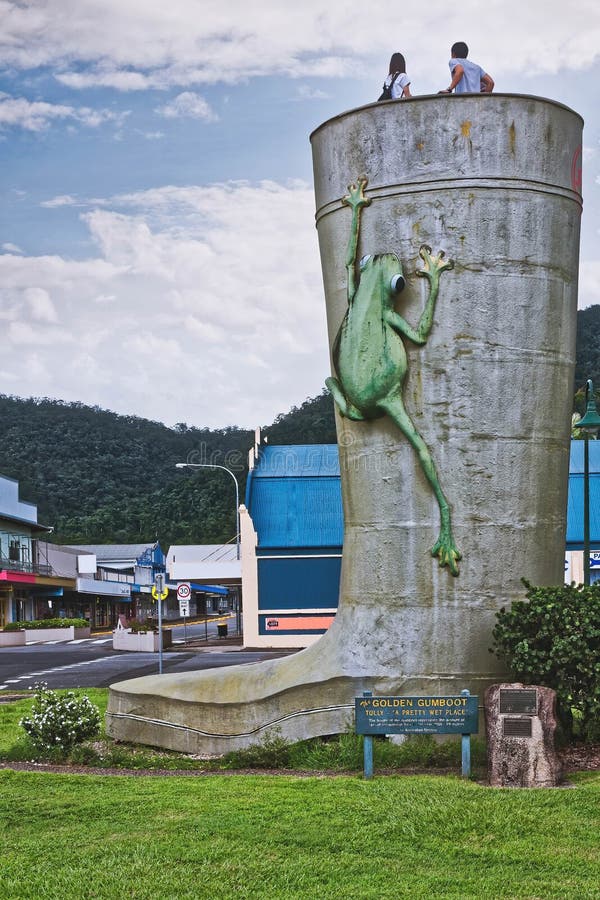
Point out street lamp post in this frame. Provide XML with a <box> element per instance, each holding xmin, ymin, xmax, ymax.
<box><xmin>576</xmin><ymin>379</ymin><xmax>600</xmax><ymax>586</ymax></box>
<box><xmin>175</xmin><ymin>463</ymin><xmax>240</xmax><ymax>560</ymax></box>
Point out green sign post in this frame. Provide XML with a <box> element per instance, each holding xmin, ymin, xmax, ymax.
<box><xmin>355</xmin><ymin>690</ymin><xmax>478</xmax><ymax>779</ymax></box>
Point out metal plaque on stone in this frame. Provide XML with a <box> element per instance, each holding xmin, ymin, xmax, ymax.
<box><xmin>499</xmin><ymin>688</ymin><xmax>537</xmax><ymax>715</ymax></box>
<box><xmin>502</xmin><ymin>717</ymin><xmax>533</xmax><ymax>738</ymax></box>
<box><xmin>485</xmin><ymin>683</ymin><xmax>560</xmax><ymax>787</ymax></box>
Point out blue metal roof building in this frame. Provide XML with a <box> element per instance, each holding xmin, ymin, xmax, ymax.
<box><xmin>246</xmin><ymin>444</ymin><xmax>342</xmax><ymax>549</ymax></box>
<box><xmin>242</xmin><ymin>443</ymin><xmax>342</xmax><ymax>646</ymax></box>
<box><xmin>566</xmin><ymin>440</ymin><xmax>600</xmax><ymax>550</ymax></box>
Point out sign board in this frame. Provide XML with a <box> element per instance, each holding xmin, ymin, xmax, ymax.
<box><xmin>503</xmin><ymin>717</ymin><xmax>533</xmax><ymax>738</ymax></box>
<box><xmin>179</xmin><ymin>598</ymin><xmax>190</xmax><ymax>617</ymax></box>
<box><xmin>499</xmin><ymin>688</ymin><xmax>537</xmax><ymax>715</ymax></box>
<box><xmin>177</xmin><ymin>582</ymin><xmax>191</xmax><ymax>601</ymax></box>
<box><xmin>355</xmin><ymin>695</ymin><xmax>479</xmax><ymax>736</ymax></box>
<box><xmin>152</xmin><ymin>572</ymin><xmax>168</xmax><ymax>601</ymax></box>
<box><xmin>77</xmin><ymin>554</ymin><xmax>97</xmax><ymax>575</ymax></box>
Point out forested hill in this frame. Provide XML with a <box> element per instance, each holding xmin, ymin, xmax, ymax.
<box><xmin>0</xmin><ymin>390</ymin><xmax>336</xmax><ymax>546</ymax></box>
<box><xmin>1</xmin><ymin>305</ymin><xmax>598</xmax><ymax>546</ymax></box>
<box><xmin>575</xmin><ymin>305</ymin><xmax>600</xmax><ymax>391</ymax></box>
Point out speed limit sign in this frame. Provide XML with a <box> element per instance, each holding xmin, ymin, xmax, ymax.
<box><xmin>177</xmin><ymin>582</ymin><xmax>191</xmax><ymax>617</ymax></box>
<box><xmin>177</xmin><ymin>583</ymin><xmax>191</xmax><ymax>601</ymax></box>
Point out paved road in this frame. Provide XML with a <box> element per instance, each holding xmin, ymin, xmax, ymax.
<box><xmin>0</xmin><ymin>617</ymin><xmax>296</xmax><ymax>692</ymax></box>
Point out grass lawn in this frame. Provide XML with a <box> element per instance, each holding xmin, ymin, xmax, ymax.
<box><xmin>0</xmin><ymin>688</ymin><xmax>488</xmax><ymax>772</ymax></box>
<box><xmin>1</xmin><ymin>689</ymin><xmax>599</xmax><ymax>898</ymax></box>
<box><xmin>1</xmin><ymin>769</ymin><xmax>599</xmax><ymax>899</ymax></box>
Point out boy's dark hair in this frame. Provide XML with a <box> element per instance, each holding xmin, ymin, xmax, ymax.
<box><xmin>451</xmin><ymin>42</ymin><xmax>469</xmax><ymax>59</ymax></box>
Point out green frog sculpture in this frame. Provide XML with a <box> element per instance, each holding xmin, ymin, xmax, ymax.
<box><xmin>326</xmin><ymin>175</ymin><xmax>462</xmax><ymax>575</ymax></box>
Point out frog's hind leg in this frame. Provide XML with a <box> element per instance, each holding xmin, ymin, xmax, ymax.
<box><xmin>378</xmin><ymin>391</ymin><xmax>462</xmax><ymax>575</ymax></box>
<box><xmin>326</xmin><ymin>376</ymin><xmax>366</xmax><ymax>421</ymax></box>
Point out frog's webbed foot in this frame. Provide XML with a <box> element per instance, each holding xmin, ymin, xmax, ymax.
<box><xmin>326</xmin><ymin>376</ymin><xmax>366</xmax><ymax>421</ymax></box>
<box><xmin>342</xmin><ymin>175</ymin><xmax>372</xmax><ymax>213</ymax></box>
<box><xmin>431</xmin><ymin>531</ymin><xmax>462</xmax><ymax>577</ymax></box>
<box><xmin>416</xmin><ymin>244</ymin><xmax>454</xmax><ymax>281</ymax></box>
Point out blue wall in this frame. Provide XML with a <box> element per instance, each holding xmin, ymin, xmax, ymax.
<box><xmin>257</xmin><ymin>556</ymin><xmax>341</xmax><ymax>610</ymax></box>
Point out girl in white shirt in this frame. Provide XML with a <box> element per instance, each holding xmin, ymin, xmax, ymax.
<box><xmin>383</xmin><ymin>52</ymin><xmax>412</xmax><ymax>99</ymax></box>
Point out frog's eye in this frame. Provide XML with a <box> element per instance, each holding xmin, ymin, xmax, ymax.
<box><xmin>390</xmin><ymin>274</ymin><xmax>405</xmax><ymax>293</ymax></box>
<box><xmin>359</xmin><ymin>254</ymin><xmax>372</xmax><ymax>270</ymax></box>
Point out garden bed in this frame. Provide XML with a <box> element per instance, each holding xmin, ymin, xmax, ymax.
<box><xmin>0</xmin><ymin>631</ymin><xmax>26</xmax><ymax>646</ymax></box>
<box><xmin>25</xmin><ymin>626</ymin><xmax>91</xmax><ymax>642</ymax></box>
<box><xmin>112</xmin><ymin>629</ymin><xmax>172</xmax><ymax>652</ymax></box>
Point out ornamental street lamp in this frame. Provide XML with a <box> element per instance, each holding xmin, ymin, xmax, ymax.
<box><xmin>175</xmin><ymin>463</ymin><xmax>240</xmax><ymax>560</ymax></box>
<box><xmin>575</xmin><ymin>379</ymin><xmax>600</xmax><ymax>586</ymax></box>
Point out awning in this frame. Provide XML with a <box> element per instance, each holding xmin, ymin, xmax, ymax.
<box><xmin>190</xmin><ymin>583</ymin><xmax>229</xmax><ymax>595</ymax></box>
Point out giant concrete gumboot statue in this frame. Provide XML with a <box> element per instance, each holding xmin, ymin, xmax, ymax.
<box><xmin>107</xmin><ymin>95</ymin><xmax>583</xmax><ymax>754</ymax></box>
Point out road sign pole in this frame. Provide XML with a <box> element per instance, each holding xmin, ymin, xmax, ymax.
<box><xmin>154</xmin><ymin>573</ymin><xmax>165</xmax><ymax>674</ymax></box>
<box><xmin>176</xmin><ymin>584</ymin><xmax>191</xmax><ymax>645</ymax></box>
<box><xmin>158</xmin><ymin>586</ymin><xmax>163</xmax><ymax>675</ymax></box>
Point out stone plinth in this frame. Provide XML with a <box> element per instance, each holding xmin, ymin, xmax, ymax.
<box><xmin>485</xmin><ymin>683</ymin><xmax>561</xmax><ymax>787</ymax></box>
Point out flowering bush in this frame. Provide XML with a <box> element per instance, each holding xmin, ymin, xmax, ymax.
<box><xmin>3</xmin><ymin>618</ymin><xmax>88</xmax><ymax>631</ymax></box>
<box><xmin>19</xmin><ymin>683</ymin><xmax>101</xmax><ymax>754</ymax></box>
<box><xmin>127</xmin><ymin>618</ymin><xmax>157</xmax><ymax>633</ymax></box>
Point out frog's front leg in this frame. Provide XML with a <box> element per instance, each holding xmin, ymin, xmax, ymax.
<box><xmin>412</xmin><ymin>244</ymin><xmax>454</xmax><ymax>343</ymax></box>
<box><xmin>342</xmin><ymin>176</ymin><xmax>371</xmax><ymax>304</ymax></box>
<box><xmin>342</xmin><ymin>175</ymin><xmax>371</xmax><ymax>214</ymax></box>
<box><xmin>416</xmin><ymin>244</ymin><xmax>454</xmax><ymax>300</ymax></box>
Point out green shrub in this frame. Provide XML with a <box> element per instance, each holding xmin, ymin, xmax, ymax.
<box><xmin>222</xmin><ymin>732</ymin><xmax>292</xmax><ymax>769</ymax></box>
<box><xmin>19</xmin><ymin>682</ymin><xmax>101</xmax><ymax>756</ymax></box>
<box><xmin>3</xmin><ymin>618</ymin><xmax>88</xmax><ymax>631</ymax></box>
<box><xmin>491</xmin><ymin>580</ymin><xmax>600</xmax><ymax>740</ymax></box>
<box><xmin>127</xmin><ymin>618</ymin><xmax>157</xmax><ymax>633</ymax></box>
<box><xmin>222</xmin><ymin>729</ymin><xmax>486</xmax><ymax>773</ymax></box>
<box><xmin>289</xmin><ymin>731</ymin><xmax>364</xmax><ymax>770</ymax></box>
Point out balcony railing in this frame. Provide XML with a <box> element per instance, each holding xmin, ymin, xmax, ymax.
<box><xmin>0</xmin><ymin>556</ymin><xmax>53</xmax><ymax>577</ymax></box>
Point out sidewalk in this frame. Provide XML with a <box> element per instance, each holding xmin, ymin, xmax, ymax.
<box><xmin>90</xmin><ymin>614</ymin><xmax>234</xmax><ymax>638</ymax></box>
<box><xmin>171</xmin><ymin>634</ymin><xmax>243</xmax><ymax>651</ymax></box>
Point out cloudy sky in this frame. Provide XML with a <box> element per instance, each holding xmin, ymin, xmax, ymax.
<box><xmin>1</xmin><ymin>1</ymin><xmax>599</xmax><ymax>429</ymax></box>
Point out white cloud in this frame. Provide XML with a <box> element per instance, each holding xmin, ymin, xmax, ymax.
<box><xmin>295</xmin><ymin>85</ymin><xmax>329</xmax><ymax>101</ymax></box>
<box><xmin>0</xmin><ymin>1</ymin><xmax>598</xmax><ymax>90</ymax></box>
<box><xmin>57</xmin><ymin>69</ymin><xmax>154</xmax><ymax>92</ymax></box>
<box><xmin>138</xmin><ymin>130</ymin><xmax>165</xmax><ymax>140</ymax></box>
<box><xmin>0</xmin><ymin>95</ymin><xmax>127</xmax><ymax>131</ymax></box>
<box><xmin>0</xmin><ymin>180</ymin><xmax>329</xmax><ymax>428</ymax></box>
<box><xmin>1</xmin><ymin>242</ymin><xmax>23</xmax><ymax>253</ymax></box>
<box><xmin>8</xmin><ymin>320</ymin><xmax>72</xmax><ymax>346</ymax></box>
<box><xmin>24</xmin><ymin>287</ymin><xmax>58</xmax><ymax>323</ymax></box>
<box><xmin>40</xmin><ymin>195</ymin><xmax>78</xmax><ymax>208</ymax></box>
<box><xmin>579</xmin><ymin>261</ymin><xmax>600</xmax><ymax>309</ymax></box>
<box><xmin>156</xmin><ymin>92</ymin><xmax>217</xmax><ymax>121</ymax></box>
